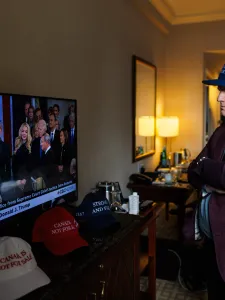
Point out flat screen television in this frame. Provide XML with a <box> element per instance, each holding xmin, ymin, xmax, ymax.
<box><xmin>0</xmin><ymin>93</ymin><xmax>77</xmax><ymax>238</ymax></box>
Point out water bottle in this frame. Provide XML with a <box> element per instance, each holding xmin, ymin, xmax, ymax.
<box><xmin>129</xmin><ymin>192</ymin><xmax>139</xmax><ymax>215</ymax></box>
<box><xmin>161</xmin><ymin>146</ymin><xmax>167</xmax><ymax>167</ymax></box>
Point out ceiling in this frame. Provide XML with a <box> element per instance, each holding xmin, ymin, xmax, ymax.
<box><xmin>150</xmin><ymin>0</ymin><xmax>225</xmax><ymax>25</ymax></box>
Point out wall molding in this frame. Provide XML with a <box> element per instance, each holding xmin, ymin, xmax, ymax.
<box><xmin>150</xmin><ymin>0</ymin><xmax>225</xmax><ymax>25</ymax></box>
<box><xmin>132</xmin><ymin>0</ymin><xmax>170</xmax><ymax>35</ymax></box>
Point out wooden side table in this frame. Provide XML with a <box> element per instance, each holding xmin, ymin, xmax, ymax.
<box><xmin>139</xmin><ymin>203</ymin><xmax>163</xmax><ymax>300</ymax></box>
<box><xmin>128</xmin><ymin>182</ymin><xmax>195</xmax><ymax>240</ymax></box>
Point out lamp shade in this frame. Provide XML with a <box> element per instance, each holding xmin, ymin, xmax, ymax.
<box><xmin>157</xmin><ymin>116</ymin><xmax>179</xmax><ymax>137</ymax></box>
<box><xmin>138</xmin><ymin>116</ymin><xmax>155</xmax><ymax>137</ymax></box>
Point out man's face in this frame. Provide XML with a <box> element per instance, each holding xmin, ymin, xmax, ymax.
<box><xmin>49</xmin><ymin>115</ymin><xmax>56</xmax><ymax>130</ymax></box>
<box><xmin>69</xmin><ymin>105</ymin><xmax>74</xmax><ymax>114</ymax></box>
<box><xmin>40</xmin><ymin>137</ymin><xmax>48</xmax><ymax>151</ymax></box>
<box><xmin>55</xmin><ymin>120</ymin><xmax>59</xmax><ymax>130</ymax></box>
<box><xmin>28</xmin><ymin>108</ymin><xmax>34</xmax><ymax>120</ymax></box>
<box><xmin>69</xmin><ymin>118</ymin><xmax>75</xmax><ymax>128</ymax></box>
<box><xmin>24</xmin><ymin>103</ymin><xmax>30</xmax><ymax>117</ymax></box>
<box><xmin>38</xmin><ymin>121</ymin><xmax>46</xmax><ymax>137</ymax></box>
<box><xmin>36</xmin><ymin>110</ymin><xmax>42</xmax><ymax>121</ymax></box>
<box><xmin>217</xmin><ymin>87</ymin><xmax>225</xmax><ymax>116</ymax></box>
<box><xmin>60</xmin><ymin>131</ymin><xmax>65</xmax><ymax>144</ymax></box>
<box><xmin>53</xmin><ymin>107</ymin><xmax>59</xmax><ymax>117</ymax></box>
<box><xmin>34</xmin><ymin>126</ymin><xmax>39</xmax><ymax>138</ymax></box>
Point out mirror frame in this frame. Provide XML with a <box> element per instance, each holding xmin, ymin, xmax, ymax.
<box><xmin>132</xmin><ymin>55</ymin><xmax>157</xmax><ymax>162</ymax></box>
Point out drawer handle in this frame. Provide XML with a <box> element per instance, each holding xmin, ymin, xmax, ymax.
<box><xmin>86</xmin><ymin>292</ymin><xmax>97</xmax><ymax>300</ymax></box>
<box><xmin>100</xmin><ymin>281</ymin><xmax>106</xmax><ymax>298</ymax></box>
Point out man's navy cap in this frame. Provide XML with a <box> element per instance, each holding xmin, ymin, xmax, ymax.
<box><xmin>75</xmin><ymin>190</ymin><xmax>118</xmax><ymax>232</ymax></box>
<box><xmin>202</xmin><ymin>64</ymin><xmax>225</xmax><ymax>87</ymax></box>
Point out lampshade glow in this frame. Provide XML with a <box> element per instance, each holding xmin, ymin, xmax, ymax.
<box><xmin>157</xmin><ymin>116</ymin><xmax>179</xmax><ymax>137</ymax></box>
<box><xmin>138</xmin><ymin>116</ymin><xmax>155</xmax><ymax>137</ymax></box>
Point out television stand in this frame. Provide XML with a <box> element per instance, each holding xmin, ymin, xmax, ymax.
<box><xmin>20</xmin><ymin>204</ymin><xmax>160</xmax><ymax>300</ymax></box>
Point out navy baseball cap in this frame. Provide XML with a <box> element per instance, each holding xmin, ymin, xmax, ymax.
<box><xmin>75</xmin><ymin>190</ymin><xmax>119</xmax><ymax>233</ymax></box>
<box><xmin>202</xmin><ymin>64</ymin><xmax>225</xmax><ymax>87</ymax></box>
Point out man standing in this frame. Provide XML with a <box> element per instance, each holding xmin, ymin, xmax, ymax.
<box><xmin>27</xmin><ymin>105</ymin><xmax>35</xmax><ymax>132</ymax></box>
<box><xmin>31</xmin><ymin>119</ymin><xmax>47</xmax><ymax>168</ymax></box>
<box><xmin>15</xmin><ymin>100</ymin><xmax>30</xmax><ymax>135</ymax></box>
<box><xmin>0</xmin><ymin>123</ymin><xmax>10</xmax><ymax>183</ymax></box>
<box><xmin>24</xmin><ymin>102</ymin><xmax>30</xmax><ymax>123</ymax></box>
<box><xmin>40</xmin><ymin>133</ymin><xmax>56</xmax><ymax>188</ymax></box>
<box><xmin>63</xmin><ymin>104</ymin><xmax>75</xmax><ymax>129</ymax></box>
<box><xmin>188</xmin><ymin>64</ymin><xmax>225</xmax><ymax>298</ymax></box>
<box><xmin>40</xmin><ymin>134</ymin><xmax>54</xmax><ymax>166</ymax></box>
<box><xmin>53</xmin><ymin>104</ymin><xmax>62</xmax><ymax>130</ymax></box>
<box><xmin>68</xmin><ymin>113</ymin><xmax>76</xmax><ymax>160</ymax></box>
<box><xmin>48</xmin><ymin>113</ymin><xmax>60</xmax><ymax>160</ymax></box>
<box><xmin>38</xmin><ymin>133</ymin><xmax>57</xmax><ymax>210</ymax></box>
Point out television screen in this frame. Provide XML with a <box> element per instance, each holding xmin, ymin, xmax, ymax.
<box><xmin>0</xmin><ymin>94</ymin><xmax>77</xmax><ymax>222</ymax></box>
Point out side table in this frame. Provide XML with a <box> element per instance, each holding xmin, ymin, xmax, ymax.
<box><xmin>138</xmin><ymin>203</ymin><xmax>163</xmax><ymax>300</ymax></box>
<box><xmin>127</xmin><ymin>182</ymin><xmax>195</xmax><ymax>240</ymax></box>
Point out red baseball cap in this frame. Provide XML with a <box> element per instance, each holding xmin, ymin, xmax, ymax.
<box><xmin>32</xmin><ymin>207</ymin><xmax>88</xmax><ymax>255</ymax></box>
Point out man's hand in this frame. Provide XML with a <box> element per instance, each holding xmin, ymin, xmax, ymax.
<box><xmin>58</xmin><ymin>165</ymin><xmax>63</xmax><ymax>173</ymax></box>
<box><xmin>16</xmin><ymin>179</ymin><xmax>27</xmax><ymax>190</ymax></box>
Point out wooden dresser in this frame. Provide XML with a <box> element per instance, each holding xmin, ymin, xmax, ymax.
<box><xmin>21</xmin><ymin>205</ymin><xmax>160</xmax><ymax>300</ymax></box>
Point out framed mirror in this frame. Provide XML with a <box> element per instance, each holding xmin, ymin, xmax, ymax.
<box><xmin>132</xmin><ymin>55</ymin><xmax>156</xmax><ymax>162</ymax></box>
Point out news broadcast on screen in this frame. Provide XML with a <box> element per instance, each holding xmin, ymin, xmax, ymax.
<box><xmin>0</xmin><ymin>94</ymin><xmax>77</xmax><ymax>221</ymax></box>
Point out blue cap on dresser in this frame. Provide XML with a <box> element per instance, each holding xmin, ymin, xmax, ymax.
<box><xmin>75</xmin><ymin>190</ymin><xmax>117</xmax><ymax>232</ymax></box>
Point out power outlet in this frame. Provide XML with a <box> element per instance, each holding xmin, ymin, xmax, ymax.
<box><xmin>137</xmin><ymin>163</ymin><xmax>144</xmax><ymax>173</ymax></box>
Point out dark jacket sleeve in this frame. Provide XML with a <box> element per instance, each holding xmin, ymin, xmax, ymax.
<box><xmin>197</xmin><ymin>158</ymin><xmax>225</xmax><ymax>190</ymax></box>
<box><xmin>187</xmin><ymin>144</ymin><xmax>209</xmax><ymax>190</ymax></box>
<box><xmin>5</xmin><ymin>144</ymin><xmax>11</xmax><ymax>180</ymax></box>
<box><xmin>188</xmin><ymin>125</ymin><xmax>225</xmax><ymax>190</ymax></box>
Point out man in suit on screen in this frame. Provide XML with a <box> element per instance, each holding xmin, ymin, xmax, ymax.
<box><xmin>47</xmin><ymin>113</ymin><xmax>60</xmax><ymax>161</ymax></box>
<box><xmin>67</xmin><ymin>113</ymin><xmax>76</xmax><ymax>160</ymax></box>
<box><xmin>39</xmin><ymin>133</ymin><xmax>58</xmax><ymax>188</ymax></box>
<box><xmin>31</xmin><ymin>119</ymin><xmax>47</xmax><ymax>169</ymax></box>
<box><xmin>0</xmin><ymin>123</ymin><xmax>10</xmax><ymax>183</ymax></box>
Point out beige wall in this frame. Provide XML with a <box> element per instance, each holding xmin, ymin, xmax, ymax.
<box><xmin>0</xmin><ymin>1</ymin><xmax>166</xmax><ymax>201</ymax></box>
<box><xmin>205</xmin><ymin>52</ymin><xmax>225</xmax><ymax>76</ymax></box>
<box><xmin>208</xmin><ymin>85</ymin><xmax>220</xmax><ymax>136</ymax></box>
<box><xmin>165</xmin><ymin>21</ymin><xmax>225</xmax><ymax>158</ymax></box>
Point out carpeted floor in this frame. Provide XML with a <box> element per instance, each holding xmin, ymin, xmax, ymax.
<box><xmin>140</xmin><ymin>277</ymin><xmax>207</xmax><ymax>300</ymax></box>
<box><xmin>140</xmin><ymin>203</ymin><xmax>208</xmax><ymax>299</ymax></box>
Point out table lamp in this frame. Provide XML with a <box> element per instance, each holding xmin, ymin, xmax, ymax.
<box><xmin>157</xmin><ymin>116</ymin><xmax>179</xmax><ymax>152</ymax></box>
<box><xmin>138</xmin><ymin>116</ymin><xmax>155</xmax><ymax>152</ymax></box>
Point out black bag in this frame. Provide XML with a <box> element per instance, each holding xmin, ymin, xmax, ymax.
<box><xmin>179</xmin><ymin>244</ymin><xmax>207</xmax><ymax>292</ymax></box>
